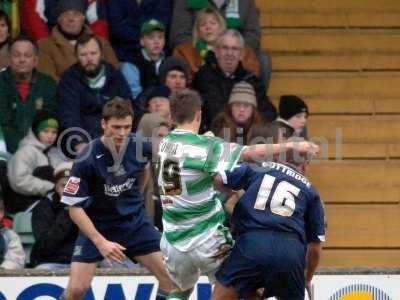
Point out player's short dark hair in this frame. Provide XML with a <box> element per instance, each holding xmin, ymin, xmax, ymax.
<box><xmin>10</xmin><ymin>35</ymin><xmax>39</xmax><ymax>55</ymax></box>
<box><xmin>170</xmin><ymin>88</ymin><xmax>202</xmax><ymax>124</ymax></box>
<box><xmin>248</xmin><ymin>122</ymin><xmax>282</xmax><ymax>145</ymax></box>
<box><xmin>75</xmin><ymin>33</ymin><xmax>103</xmax><ymax>54</ymax></box>
<box><xmin>102</xmin><ymin>97</ymin><xmax>134</xmax><ymax>121</ymax></box>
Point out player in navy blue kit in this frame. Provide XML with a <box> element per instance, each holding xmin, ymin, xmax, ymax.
<box><xmin>60</xmin><ymin>98</ymin><xmax>173</xmax><ymax>300</ymax></box>
<box><xmin>212</xmin><ymin>138</ymin><xmax>325</xmax><ymax>300</ymax></box>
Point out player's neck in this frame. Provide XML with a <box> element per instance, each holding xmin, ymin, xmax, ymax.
<box><xmin>175</xmin><ymin>123</ymin><xmax>199</xmax><ymax>134</ymax></box>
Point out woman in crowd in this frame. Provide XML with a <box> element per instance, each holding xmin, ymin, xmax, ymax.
<box><xmin>211</xmin><ymin>81</ymin><xmax>264</xmax><ymax>145</ymax></box>
<box><xmin>173</xmin><ymin>7</ymin><xmax>260</xmax><ymax>80</ymax></box>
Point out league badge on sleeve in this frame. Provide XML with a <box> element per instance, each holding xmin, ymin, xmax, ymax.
<box><xmin>65</xmin><ymin>177</ymin><xmax>81</xmax><ymax>195</ymax></box>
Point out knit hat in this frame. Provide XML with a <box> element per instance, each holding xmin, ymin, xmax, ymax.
<box><xmin>56</xmin><ymin>0</ymin><xmax>86</xmax><ymax>18</ymax></box>
<box><xmin>159</xmin><ymin>57</ymin><xmax>190</xmax><ymax>84</ymax></box>
<box><xmin>228</xmin><ymin>81</ymin><xmax>257</xmax><ymax>107</ymax></box>
<box><xmin>53</xmin><ymin>161</ymin><xmax>73</xmax><ymax>182</ymax></box>
<box><xmin>279</xmin><ymin>95</ymin><xmax>309</xmax><ymax>120</ymax></box>
<box><xmin>140</xmin><ymin>19</ymin><xmax>166</xmax><ymax>36</ymax></box>
<box><xmin>146</xmin><ymin>85</ymin><xmax>171</xmax><ymax>108</ymax></box>
<box><xmin>31</xmin><ymin>112</ymin><xmax>59</xmax><ymax>137</ymax></box>
<box><xmin>138</xmin><ymin>113</ymin><xmax>170</xmax><ymax>138</ymax></box>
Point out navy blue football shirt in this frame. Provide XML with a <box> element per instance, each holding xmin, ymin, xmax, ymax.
<box><xmin>221</xmin><ymin>162</ymin><xmax>325</xmax><ymax>244</ymax></box>
<box><xmin>62</xmin><ymin>134</ymin><xmax>152</xmax><ymax>224</ymax></box>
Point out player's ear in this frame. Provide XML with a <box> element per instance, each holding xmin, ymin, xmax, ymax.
<box><xmin>101</xmin><ymin>118</ymin><xmax>107</xmax><ymax>131</ymax></box>
<box><xmin>301</xmin><ymin>160</ymin><xmax>310</xmax><ymax>174</ymax></box>
<box><xmin>196</xmin><ymin>110</ymin><xmax>202</xmax><ymax>123</ymax></box>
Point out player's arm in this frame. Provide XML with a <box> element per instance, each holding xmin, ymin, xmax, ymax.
<box><xmin>61</xmin><ymin>157</ymin><xmax>126</xmax><ymax>266</ymax></box>
<box><xmin>69</xmin><ymin>206</ymin><xmax>126</xmax><ymax>265</ymax></box>
<box><xmin>241</xmin><ymin>140</ymin><xmax>319</xmax><ymax>163</ymax></box>
<box><xmin>304</xmin><ymin>191</ymin><xmax>326</xmax><ymax>299</ymax></box>
<box><xmin>305</xmin><ymin>242</ymin><xmax>322</xmax><ymax>299</ymax></box>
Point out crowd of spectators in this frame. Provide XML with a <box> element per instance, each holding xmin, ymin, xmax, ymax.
<box><xmin>0</xmin><ymin>0</ymin><xmax>310</xmax><ymax>270</ymax></box>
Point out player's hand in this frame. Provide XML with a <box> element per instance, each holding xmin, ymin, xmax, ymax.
<box><xmin>295</xmin><ymin>141</ymin><xmax>319</xmax><ymax>157</ymax></box>
<box><xmin>203</xmin><ymin>131</ymin><xmax>215</xmax><ymax>137</ymax></box>
<box><xmin>212</xmin><ymin>243</ymin><xmax>232</xmax><ymax>260</ymax></box>
<box><xmin>306</xmin><ymin>280</ymin><xmax>312</xmax><ymax>300</ymax></box>
<box><xmin>97</xmin><ymin>239</ymin><xmax>126</xmax><ymax>267</ymax></box>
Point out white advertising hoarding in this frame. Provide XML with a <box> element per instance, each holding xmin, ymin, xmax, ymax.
<box><xmin>0</xmin><ymin>275</ymin><xmax>399</xmax><ymax>299</ymax></box>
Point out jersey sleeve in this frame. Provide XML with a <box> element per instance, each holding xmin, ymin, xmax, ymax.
<box><xmin>220</xmin><ymin>163</ymin><xmax>255</xmax><ymax>190</ymax></box>
<box><xmin>305</xmin><ymin>190</ymin><xmax>326</xmax><ymax>243</ymax></box>
<box><xmin>61</xmin><ymin>158</ymin><xmax>91</xmax><ymax>207</ymax></box>
<box><xmin>203</xmin><ymin>138</ymin><xmax>243</xmax><ymax>174</ymax></box>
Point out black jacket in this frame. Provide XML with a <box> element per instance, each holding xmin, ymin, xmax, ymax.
<box><xmin>194</xmin><ymin>53</ymin><xmax>276</xmax><ymax>131</ymax></box>
<box><xmin>30</xmin><ymin>193</ymin><xmax>78</xmax><ymax>266</ymax></box>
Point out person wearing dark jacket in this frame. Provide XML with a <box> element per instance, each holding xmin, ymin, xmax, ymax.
<box><xmin>106</xmin><ymin>0</ymin><xmax>172</xmax><ymax>62</ymax></box>
<box><xmin>31</xmin><ymin>162</ymin><xmax>78</xmax><ymax>269</ymax></box>
<box><xmin>58</xmin><ymin>34</ymin><xmax>133</xmax><ymax>156</ymax></box>
<box><xmin>194</xmin><ymin>29</ymin><xmax>276</xmax><ymax>131</ymax></box>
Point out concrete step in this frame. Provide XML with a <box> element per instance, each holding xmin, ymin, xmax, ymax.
<box><xmin>271</xmin><ymin>54</ymin><xmax>400</xmax><ymax>71</ymax></box>
<box><xmin>269</xmin><ymin>71</ymin><xmax>400</xmax><ymax>98</ymax></box>
<box><xmin>262</xmin><ymin>29</ymin><xmax>400</xmax><ymax>53</ymax></box>
<box><xmin>261</xmin><ymin>12</ymin><xmax>400</xmax><ymax>28</ymax></box>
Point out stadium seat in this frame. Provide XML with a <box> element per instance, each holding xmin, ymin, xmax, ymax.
<box><xmin>13</xmin><ymin>211</ymin><xmax>35</xmax><ymax>266</ymax></box>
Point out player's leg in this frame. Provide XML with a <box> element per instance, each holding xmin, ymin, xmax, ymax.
<box><xmin>60</xmin><ymin>262</ymin><xmax>97</xmax><ymax>300</ymax></box>
<box><xmin>135</xmin><ymin>251</ymin><xmax>174</xmax><ymax>292</ymax></box>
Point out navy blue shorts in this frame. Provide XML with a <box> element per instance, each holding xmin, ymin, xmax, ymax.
<box><xmin>71</xmin><ymin>215</ymin><xmax>161</xmax><ymax>263</ymax></box>
<box><xmin>216</xmin><ymin>230</ymin><xmax>306</xmax><ymax>300</ymax></box>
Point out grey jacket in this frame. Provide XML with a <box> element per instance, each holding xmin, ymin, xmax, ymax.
<box><xmin>170</xmin><ymin>0</ymin><xmax>261</xmax><ymax>50</ymax></box>
<box><xmin>0</xmin><ymin>227</ymin><xmax>25</xmax><ymax>269</ymax></box>
<box><xmin>7</xmin><ymin>130</ymin><xmax>65</xmax><ymax>196</ymax></box>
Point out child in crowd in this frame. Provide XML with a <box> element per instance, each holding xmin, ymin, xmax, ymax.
<box><xmin>121</xmin><ymin>19</ymin><xmax>167</xmax><ymax>97</ymax></box>
<box><xmin>276</xmin><ymin>95</ymin><xmax>309</xmax><ymax>138</ymax></box>
<box><xmin>7</xmin><ymin>112</ymin><xmax>65</xmax><ymax>213</ymax></box>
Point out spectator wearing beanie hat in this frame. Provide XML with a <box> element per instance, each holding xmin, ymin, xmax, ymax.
<box><xmin>276</xmin><ymin>95</ymin><xmax>309</xmax><ymax>138</ymax></box>
<box><xmin>7</xmin><ymin>112</ymin><xmax>66</xmax><ymax>213</ymax></box>
<box><xmin>144</xmin><ymin>85</ymin><xmax>171</xmax><ymax>120</ymax></box>
<box><xmin>30</xmin><ymin>161</ymin><xmax>79</xmax><ymax>269</ymax></box>
<box><xmin>211</xmin><ymin>81</ymin><xmax>264</xmax><ymax>144</ymax></box>
<box><xmin>159</xmin><ymin>57</ymin><xmax>190</xmax><ymax>94</ymax></box>
<box><xmin>37</xmin><ymin>0</ymin><xmax>118</xmax><ymax>81</ymax></box>
<box><xmin>22</xmin><ymin>0</ymin><xmax>109</xmax><ymax>41</ymax></box>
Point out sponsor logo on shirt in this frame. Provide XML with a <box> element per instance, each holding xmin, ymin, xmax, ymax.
<box><xmin>104</xmin><ymin>178</ymin><xmax>136</xmax><ymax>197</ymax></box>
<box><xmin>64</xmin><ymin>177</ymin><xmax>81</xmax><ymax>195</ymax></box>
<box><xmin>161</xmin><ymin>197</ymin><xmax>174</xmax><ymax>206</ymax></box>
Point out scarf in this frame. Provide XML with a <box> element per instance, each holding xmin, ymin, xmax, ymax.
<box><xmin>86</xmin><ymin>65</ymin><xmax>106</xmax><ymax>90</ymax></box>
<box><xmin>195</xmin><ymin>39</ymin><xmax>213</xmax><ymax>65</ymax></box>
<box><xmin>186</xmin><ymin>0</ymin><xmax>242</xmax><ymax>29</ymax></box>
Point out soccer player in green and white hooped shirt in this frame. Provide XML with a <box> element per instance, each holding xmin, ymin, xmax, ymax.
<box><xmin>158</xmin><ymin>89</ymin><xmax>319</xmax><ymax>300</ymax></box>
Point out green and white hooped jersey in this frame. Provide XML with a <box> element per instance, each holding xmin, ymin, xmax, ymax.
<box><xmin>158</xmin><ymin>129</ymin><xmax>243</xmax><ymax>252</ymax></box>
